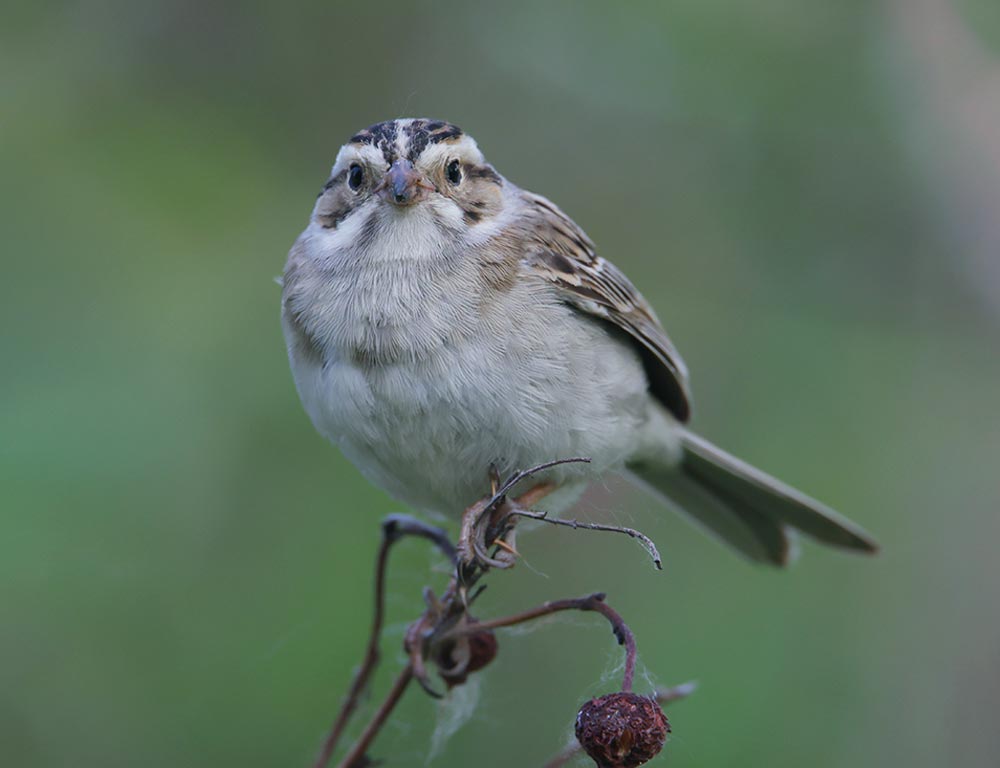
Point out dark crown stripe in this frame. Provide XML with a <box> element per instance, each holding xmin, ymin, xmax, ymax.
<box><xmin>350</xmin><ymin>120</ymin><xmax>400</xmax><ymax>162</ymax></box>
<box><xmin>349</xmin><ymin>120</ymin><xmax>398</xmax><ymax>146</ymax></box>
<box><xmin>350</xmin><ymin>119</ymin><xmax>465</xmax><ymax>163</ymax></box>
<box><xmin>403</xmin><ymin>119</ymin><xmax>464</xmax><ymax>161</ymax></box>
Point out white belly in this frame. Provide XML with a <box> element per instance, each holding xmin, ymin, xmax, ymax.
<box><xmin>288</xmin><ymin>300</ymin><xmax>653</xmax><ymax>515</ymax></box>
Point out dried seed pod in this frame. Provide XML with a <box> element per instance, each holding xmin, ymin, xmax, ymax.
<box><xmin>575</xmin><ymin>692</ymin><xmax>670</xmax><ymax>768</ymax></box>
<box><xmin>464</xmin><ymin>627</ymin><xmax>498</xmax><ymax>673</ymax></box>
<box><xmin>436</xmin><ymin>626</ymin><xmax>499</xmax><ymax>688</ymax></box>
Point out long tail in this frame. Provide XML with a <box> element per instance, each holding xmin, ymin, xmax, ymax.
<box><xmin>627</xmin><ymin>429</ymin><xmax>879</xmax><ymax>566</ymax></box>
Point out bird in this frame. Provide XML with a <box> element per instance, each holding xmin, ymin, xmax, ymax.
<box><xmin>280</xmin><ymin>118</ymin><xmax>878</xmax><ymax>566</ymax></box>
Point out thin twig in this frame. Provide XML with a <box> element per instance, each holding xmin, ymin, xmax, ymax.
<box><xmin>382</xmin><ymin>513</ymin><xmax>457</xmax><ymax>562</ymax></box>
<box><xmin>509</xmin><ymin>509</ymin><xmax>663</xmax><ymax>570</ymax></box>
<box><xmin>335</xmin><ymin>665</ymin><xmax>415</xmax><ymax>768</ymax></box>
<box><xmin>313</xmin><ymin>515</ymin><xmax>453</xmax><ymax>768</ymax></box>
<box><xmin>406</xmin><ymin>607</ymin><xmax>445</xmax><ymax>699</ymax></box>
<box><xmin>540</xmin><ymin>682</ymin><xmax>698</xmax><ymax>768</ymax></box>
<box><xmin>489</xmin><ymin>457</ymin><xmax>592</xmax><ymax>509</ymax></box>
<box><xmin>445</xmin><ymin>592</ymin><xmax>637</xmax><ymax>692</ymax></box>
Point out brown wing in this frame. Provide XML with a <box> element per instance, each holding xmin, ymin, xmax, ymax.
<box><xmin>521</xmin><ymin>192</ymin><xmax>693</xmax><ymax>422</ymax></box>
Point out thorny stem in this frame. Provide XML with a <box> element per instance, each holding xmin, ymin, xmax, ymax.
<box><xmin>508</xmin><ymin>509</ymin><xmax>663</xmax><ymax>570</ymax></box>
<box><xmin>540</xmin><ymin>682</ymin><xmax>698</xmax><ymax>768</ymax></box>
<box><xmin>447</xmin><ymin>592</ymin><xmax>638</xmax><ymax>693</ymax></box>
<box><xmin>313</xmin><ymin>515</ymin><xmax>454</xmax><ymax>768</ymax></box>
<box><xmin>334</xmin><ymin>665</ymin><xmax>415</xmax><ymax>768</ymax></box>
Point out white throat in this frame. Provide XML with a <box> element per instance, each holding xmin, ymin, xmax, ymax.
<box><xmin>293</xmin><ymin>204</ymin><xmax>484</xmax><ymax>366</ymax></box>
<box><xmin>312</xmin><ymin>202</ymin><xmax>454</xmax><ymax>265</ymax></box>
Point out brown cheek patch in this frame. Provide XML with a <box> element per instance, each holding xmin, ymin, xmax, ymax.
<box><xmin>456</xmin><ymin>164</ymin><xmax>503</xmax><ymax>225</ymax></box>
<box><xmin>465</xmin><ymin>164</ymin><xmax>502</xmax><ymax>185</ymax></box>
<box><xmin>316</xmin><ymin>187</ymin><xmax>356</xmax><ymax>229</ymax></box>
<box><xmin>317</xmin><ymin>202</ymin><xmax>354</xmax><ymax>229</ymax></box>
<box><xmin>320</xmin><ymin>169</ymin><xmax>347</xmax><ymax>195</ymax></box>
<box><xmin>459</xmin><ymin>195</ymin><xmax>499</xmax><ymax>226</ymax></box>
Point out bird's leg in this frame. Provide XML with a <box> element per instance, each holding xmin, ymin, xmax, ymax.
<box><xmin>458</xmin><ymin>460</ymin><xmax>589</xmax><ymax>575</ymax></box>
<box><xmin>476</xmin><ymin>483</ymin><xmax>555</xmax><ymax>565</ymax></box>
<box><xmin>483</xmin><ymin>482</ymin><xmax>557</xmax><ymax>559</ymax></box>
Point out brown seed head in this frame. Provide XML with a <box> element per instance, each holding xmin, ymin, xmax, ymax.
<box><xmin>437</xmin><ymin>626</ymin><xmax>499</xmax><ymax>688</ymax></box>
<box><xmin>575</xmin><ymin>692</ymin><xmax>670</xmax><ymax>768</ymax></box>
<box><xmin>464</xmin><ymin>628</ymin><xmax>499</xmax><ymax>673</ymax></box>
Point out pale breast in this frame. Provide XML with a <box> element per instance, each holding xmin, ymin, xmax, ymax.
<box><xmin>285</xmin><ymin>275</ymin><xmax>652</xmax><ymax>514</ymax></box>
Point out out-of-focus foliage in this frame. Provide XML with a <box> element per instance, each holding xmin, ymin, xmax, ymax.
<box><xmin>2</xmin><ymin>2</ymin><xmax>999</xmax><ymax>766</ymax></box>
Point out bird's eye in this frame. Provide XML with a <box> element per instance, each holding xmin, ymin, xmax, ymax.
<box><xmin>446</xmin><ymin>159</ymin><xmax>462</xmax><ymax>185</ymax></box>
<box><xmin>348</xmin><ymin>164</ymin><xmax>364</xmax><ymax>191</ymax></box>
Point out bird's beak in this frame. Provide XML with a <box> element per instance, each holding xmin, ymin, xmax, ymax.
<box><xmin>377</xmin><ymin>159</ymin><xmax>433</xmax><ymax>207</ymax></box>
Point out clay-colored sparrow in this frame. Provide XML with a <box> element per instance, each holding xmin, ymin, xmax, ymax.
<box><xmin>281</xmin><ymin>119</ymin><xmax>877</xmax><ymax>565</ymax></box>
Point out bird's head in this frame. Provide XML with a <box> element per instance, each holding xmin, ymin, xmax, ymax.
<box><xmin>311</xmin><ymin>119</ymin><xmax>507</xmax><ymax>248</ymax></box>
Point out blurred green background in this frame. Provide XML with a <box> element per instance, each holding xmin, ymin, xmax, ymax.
<box><xmin>4</xmin><ymin>1</ymin><xmax>1000</xmax><ymax>766</ymax></box>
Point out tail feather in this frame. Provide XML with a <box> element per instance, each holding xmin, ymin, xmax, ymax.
<box><xmin>627</xmin><ymin>429</ymin><xmax>879</xmax><ymax>566</ymax></box>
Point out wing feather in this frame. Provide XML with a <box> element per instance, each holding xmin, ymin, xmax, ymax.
<box><xmin>520</xmin><ymin>192</ymin><xmax>693</xmax><ymax>422</ymax></box>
